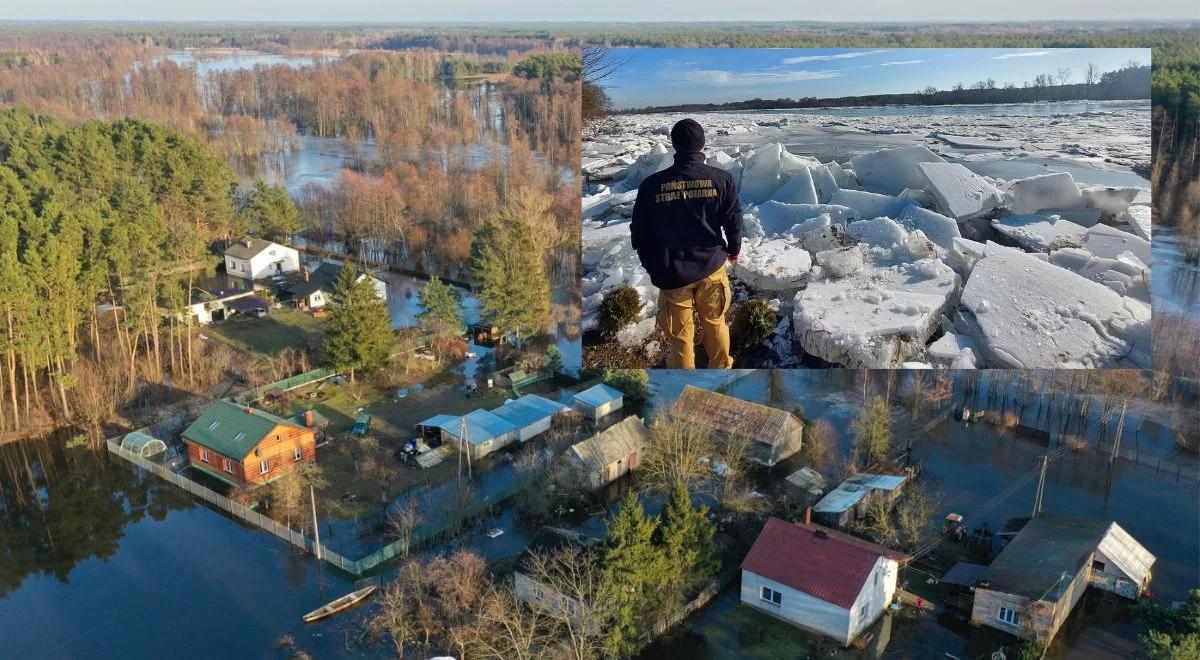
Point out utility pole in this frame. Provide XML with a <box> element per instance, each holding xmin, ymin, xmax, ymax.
<box><xmin>310</xmin><ymin>485</ymin><xmax>322</xmax><ymax>561</ymax></box>
<box><xmin>1032</xmin><ymin>454</ymin><xmax>1049</xmax><ymax>518</ymax></box>
<box><xmin>458</xmin><ymin>417</ymin><xmax>466</xmax><ymax>481</ymax></box>
<box><xmin>1110</xmin><ymin>399</ymin><xmax>1128</xmax><ymax>465</ymax></box>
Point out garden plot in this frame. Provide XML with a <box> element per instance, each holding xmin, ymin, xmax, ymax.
<box><xmin>583</xmin><ymin>103</ymin><xmax>1150</xmax><ymax>368</ymax></box>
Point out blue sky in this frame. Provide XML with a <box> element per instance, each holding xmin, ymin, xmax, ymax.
<box><xmin>602</xmin><ymin>48</ymin><xmax>1151</xmax><ymax>109</ymax></box>
<box><xmin>3</xmin><ymin>1</ymin><xmax>1196</xmax><ymax>21</ymax></box>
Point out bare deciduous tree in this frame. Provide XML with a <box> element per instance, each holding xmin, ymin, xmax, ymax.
<box><xmin>641</xmin><ymin>410</ymin><xmax>717</xmax><ymax>493</ymax></box>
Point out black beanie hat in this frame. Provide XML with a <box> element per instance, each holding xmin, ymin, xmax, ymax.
<box><xmin>670</xmin><ymin>118</ymin><xmax>705</xmax><ymax>153</ymax></box>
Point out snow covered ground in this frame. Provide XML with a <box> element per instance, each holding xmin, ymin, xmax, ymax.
<box><xmin>582</xmin><ymin>101</ymin><xmax>1151</xmax><ymax>369</ymax></box>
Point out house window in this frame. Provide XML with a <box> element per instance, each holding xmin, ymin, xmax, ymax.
<box><xmin>1092</xmin><ymin>560</ymin><xmax>1106</xmax><ymax>573</ymax></box>
<box><xmin>200</xmin><ymin>448</ymin><xmax>210</xmax><ymax>463</ymax></box>
<box><xmin>859</xmin><ymin>604</ymin><xmax>868</xmax><ymax>620</ymax></box>
<box><xmin>223</xmin><ymin>458</ymin><xmax>234</xmax><ymax>474</ymax></box>
<box><xmin>235</xmin><ymin>432</ymin><xmax>245</xmax><ymax>442</ymax></box>
<box><xmin>208</xmin><ymin>420</ymin><xmax>220</xmax><ymax>430</ymax></box>
<box><xmin>260</xmin><ymin>461</ymin><xmax>269</xmax><ymax>475</ymax></box>
<box><xmin>998</xmin><ymin>607</ymin><xmax>1021</xmax><ymax>626</ymax></box>
<box><xmin>294</xmin><ymin>447</ymin><xmax>303</xmax><ymax>461</ymax></box>
<box><xmin>760</xmin><ymin>586</ymin><xmax>782</xmax><ymax>606</ymax></box>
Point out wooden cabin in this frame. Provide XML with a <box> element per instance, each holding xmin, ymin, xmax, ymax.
<box><xmin>971</xmin><ymin>513</ymin><xmax>1155</xmax><ymax>643</ymax></box>
<box><xmin>672</xmin><ymin>385</ymin><xmax>803</xmax><ymax>466</ymax></box>
<box><xmin>183</xmin><ymin>400</ymin><xmax>316</xmax><ymax>487</ymax></box>
<box><xmin>556</xmin><ymin>416</ymin><xmax>649</xmax><ymax>490</ymax></box>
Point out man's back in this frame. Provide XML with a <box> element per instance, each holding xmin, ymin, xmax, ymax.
<box><xmin>630</xmin><ymin>152</ymin><xmax>742</xmax><ymax>291</ymax></box>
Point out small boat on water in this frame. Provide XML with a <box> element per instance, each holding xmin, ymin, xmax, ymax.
<box><xmin>302</xmin><ymin>584</ymin><xmax>377</xmax><ymax>623</ymax></box>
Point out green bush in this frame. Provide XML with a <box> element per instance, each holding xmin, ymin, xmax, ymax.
<box><xmin>732</xmin><ymin>299</ymin><xmax>778</xmax><ymax>347</ymax></box>
<box><xmin>599</xmin><ymin>285</ymin><xmax>642</xmax><ymax>335</ymax></box>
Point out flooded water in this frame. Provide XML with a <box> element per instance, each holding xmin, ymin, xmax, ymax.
<box><xmin>745</xmin><ymin>100</ymin><xmax>1146</xmax><ymax>120</ymax></box>
<box><xmin>1153</xmin><ymin>227</ymin><xmax>1200</xmax><ymax>316</ymax></box>
<box><xmin>0</xmin><ymin>437</ymin><xmax>366</xmax><ymax>659</ymax></box>
<box><xmin>646</xmin><ymin>369</ymin><xmax>1199</xmax><ymax>659</ymax></box>
<box><xmin>165</xmin><ymin>49</ymin><xmax>339</xmax><ymax>76</ymax></box>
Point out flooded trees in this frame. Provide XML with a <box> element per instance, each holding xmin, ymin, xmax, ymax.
<box><xmin>416</xmin><ymin>276</ymin><xmax>464</xmax><ymax>363</ymax></box>
<box><xmin>852</xmin><ymin>396</ymin><xmax>893</xmax><ymax>467</ymax></box>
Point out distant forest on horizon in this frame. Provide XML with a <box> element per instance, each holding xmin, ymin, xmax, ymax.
<box><xmin>616</xmin><ymin>63</ymin><xmax>1151</xmax><ymax>114</ymax></box>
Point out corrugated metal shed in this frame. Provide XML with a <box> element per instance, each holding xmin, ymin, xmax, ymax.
<box><xmin>785</xmin><ymin>467</ymin><xmax>828</xmax><ymax>493</ymax></box>
<box><xmin>568</xmin><ymin>416</ymin><xmax>648</xmax><ymax>471</ymax></box>
<box><xmin>449</xmin><ymin>409</ymin><xmax>519</xmax><ymax>445</ymax></box>
<box><xmin>980</xmin><ymin>513</ymin><xmax>1109</xmax><ymax>601</ymax></box>
<box><xmin>814</xmin><ymin>473</ymin><xmax>908</xmax><ymax>514</ymax></box>
<box><xmin>417</xmin><ymin>414</ymin><xmax>459</xmax><ymax>430</ymax></box>
<box><xmin>573</xmin><ymin>383</ymin><xmax>623</xmax><ymax>409</ymax></box>
<box><xmin>491</xmin><ymin>394</ymin><xmax>568</xmax><ymax>429</ymax></box>
<box><xmin>742</xmin><ymin>518</ymin><xmax>905</xmax><ymax>609</ymax></box>
<box><xmin>1097</xmin><ymin>522</ymin><xmax>1155</xmax><ymax>586</ymax></box>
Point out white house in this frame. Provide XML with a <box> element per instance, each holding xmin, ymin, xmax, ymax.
<box><xmin>224</xmin><ymin>237</ymin><xmax>301</xmax><ymax>280</ymax></box>
<box><xmin>740</xmin><ymin>517</ymin><xmax>905</xmax><ymax>647</ymax></box>
<box><xmin>571</xmin><ymin>383</ymin><xmax>623</xmax><ymax>420</ymax></box>
<box><xmin>184</xmin><ymin>286</ymin><xmax>271</xmax><ymax>325</ymax></box>
<box><xmin>288</xmin><ymin>262</ymin><xmax>388</xmax><ymax>310</ymax></box>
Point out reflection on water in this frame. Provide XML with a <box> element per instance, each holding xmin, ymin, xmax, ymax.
<box><xmin>1153</xmin><ymin>227</ymin><xmax>1200</xmax><ymax>316</ymax></box>
<box><xmin>164</xmin><ymin>49</ymin><xmax>337</xmax><ymax>77</ymax></box>
<box><xmin>0</xmin><ymin>436</ymin><xmax>356</xmax><ymax>659</ymax></box>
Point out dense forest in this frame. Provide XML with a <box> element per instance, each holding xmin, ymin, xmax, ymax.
<box><xmin>622</xmin><ymin>63</ymin><xmax>1151</xmax><ymax>114</ymax></box>
<box><xmin>0</xmin><ymin>27</ymin><xmax>581</xmax><ymax>441</ymax></box>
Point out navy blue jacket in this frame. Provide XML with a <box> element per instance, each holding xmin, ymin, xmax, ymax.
<box><xmin>630</xmin><ymin>152</ymin><xmax>743</xmax><ymax>291</ymax></box>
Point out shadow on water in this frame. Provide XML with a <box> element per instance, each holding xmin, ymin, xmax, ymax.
<box><xmin>0</xmin><ymin>433</ymin><xmax>368</xmax><ymax>659</ymax></box>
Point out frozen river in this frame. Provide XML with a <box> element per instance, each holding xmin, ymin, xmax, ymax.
<box><xmin>583</xmin><ymin>100</ymin><xmax>1152</xmax><ymax>369</ymax></box>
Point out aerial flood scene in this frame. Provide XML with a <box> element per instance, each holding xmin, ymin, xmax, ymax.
<box><xmin>2</xmin><ymin>10</ymin><xmax>1200</xmax><ymax>660</ymax></box>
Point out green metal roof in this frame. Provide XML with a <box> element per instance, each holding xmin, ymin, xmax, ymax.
<box><xmin>182</xmin><ymin>400</ymin><xmax>302</xmax><ymax>459</ymax></box>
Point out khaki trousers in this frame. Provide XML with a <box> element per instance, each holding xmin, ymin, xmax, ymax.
<box><xmin>656</xmin><ymin>267</ymin><xmax>733</xmax><ymax>369</ymax></box>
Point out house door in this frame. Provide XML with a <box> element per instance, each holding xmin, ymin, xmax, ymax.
<box><xmin>629</xmin><ymin>450</ymin><xmax>638</xmax><ymax>469</ymax></box>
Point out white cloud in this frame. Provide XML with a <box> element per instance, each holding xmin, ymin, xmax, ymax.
<box><xmin>678</xmin><ymin>68</ymin><xmax>844</xmax><ymax>86</ymax></box>
<box><xmin>781</xmin><ymin>49</ymin><xmax>889</xmax><ymax>64</ymax></box>
<box><xmin>992</xmin><ymin>50</ymin><xmax>1052</xmax><ymax>60</ymax></box>
<box><xmin>880</xmin><ymin>60</ymin><xmax>925</xmax><ymax>66</ymax></box>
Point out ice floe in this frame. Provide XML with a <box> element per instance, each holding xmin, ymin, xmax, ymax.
<box><xmin>582</xmin><ymin>104</ymin><xmax>1149</xmax><ymax>368</ymax></box>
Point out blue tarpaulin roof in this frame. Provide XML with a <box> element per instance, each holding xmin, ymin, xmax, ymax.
<box><xmin>491</xmin><ymin>395</ymin><xmax>567</xmax><ymax>429</ymax></box>
<box><xmin>573</xmin><ymin>383</ymin><xmax>623</xmax><ymax>409</ymax></box>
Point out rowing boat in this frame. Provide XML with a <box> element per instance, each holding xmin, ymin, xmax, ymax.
<box><xmin>302</xmin><ymin>584</ymin><xmax>377</xmax><ymax>623</ymax></box>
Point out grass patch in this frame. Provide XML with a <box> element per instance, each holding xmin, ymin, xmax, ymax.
<box><xmin>206</xmin><ymin>309</ymin><xmax>325</xmax><ymax>356</ymax></box>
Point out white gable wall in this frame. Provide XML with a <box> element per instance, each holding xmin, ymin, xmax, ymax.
<box><xmin>847</xmin><ymin>556</ymin><xmax>899</xmax><ymax>641</ymax></box>
<box><xmin>226</xmin><ymin>243</ymin><xmax>300</xmax><ymax>280</ymax></box>
<box><xmin>740</xmin><ymin>569</ymin><xmax>854</xmax><ymax>646</ymax></box>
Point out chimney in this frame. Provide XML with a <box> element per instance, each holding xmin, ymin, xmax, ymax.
<box><xmin>303</xmin><ymin>268</ymin><xmax>310</xmax><ymax>282</ymax></box>
<box><xmin>305</xmin><ymin>410</ymin><xmax>314</xmax><ymax>427</ymax></box>
<box><xmin>804</xmin><ymin>506</ymin><xmax>812</xmax><ymax>525</ymax></box>
<box><xmin>245</xmin><ymin>407</ymin><xmax>253</xmax><ymax>414</ymax></box>
<box><xmin>243</xmin><ymin>237</ymin><xmax>252</xmax><ymax>248</ymax></box>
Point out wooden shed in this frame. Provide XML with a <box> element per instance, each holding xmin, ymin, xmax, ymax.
<box><xmin>556</xmin><ymin>416</ymin><xmax>649</xmax><ymax>490</ymax></box>
<box><xmin>672</xmin><ymin>385</ymin><xmax>803</xmax><ymax>466</ymax></box>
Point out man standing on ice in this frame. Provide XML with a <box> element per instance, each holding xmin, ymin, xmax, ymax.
<box><xmin>631</xmin><ymin>118</ymin><xmax>742</xmax><ymax>369</ymax></box>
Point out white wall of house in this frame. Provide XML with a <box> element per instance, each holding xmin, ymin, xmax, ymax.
<box><xmin>304</xmin><ymin>273</ymin><xmax>386</xmax><ymax>310</ymax></box>
<box><xmin>740</xmin><ymin>569</ymin><xmax>854</xmax><ymax>646</ymax></box>
<box><xmin>1090</xmin><ymin>548</ymin><xmax>1144</xmax><ymax>599</ymax></box>
<box><xmin>226</xmin><ymin>244</ymin><xmax>300</xmax><ymax>280</ymax></box>
<box><xmin>847</xmin><ymin>557</ymin><xmax>899</xmax><ymax>641</ymax></box>
<box><xmin>573</xmin><ymin>396</ymin><xmax>622</xmax><ymax>420</ymax></box>
<box><xmin>510</xmin><ymin>416</ymin><xmax>552</xmax><ymax>442</ymax></box>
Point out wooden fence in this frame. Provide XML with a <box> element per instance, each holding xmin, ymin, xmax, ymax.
<box><xmin>106</xmin><ymin>437</ymin><xmax>364</xmax><ymax>576</ymax></box>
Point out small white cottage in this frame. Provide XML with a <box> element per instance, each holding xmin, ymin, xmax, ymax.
<box><xmin>741</xmin><ymin>517</ymin><xmax>905</xmax><ymax>647</ymax></box>
<box><xmin>571</xmin><ymin>383</ymin><xmax>623</xmax><ymax>420</ymax></box>
<box><xmin>224</xmin><ymin>237</ymin><xmax>301</xmax><ymax>280</ymax></box>
<box><xmin>288</xmin><ymin>262</ymin><xmax>388</xmax><ymax>310</ymax></box>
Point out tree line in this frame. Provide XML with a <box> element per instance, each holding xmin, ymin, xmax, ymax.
<box><xmin>622</xmin><ymin>63</ymin><xmax>1151</xmax><ymax>114</ymax></box>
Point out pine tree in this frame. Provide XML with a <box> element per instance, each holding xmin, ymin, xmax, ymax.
<box><xmin>658</xmin><ymin>480</ymin><xmax>719</xmax><ymax>600</ymax></box>
<box><xmin>242</xmin><ymin>181</ymin><xmax>302</xmax><ymax>241</ymax></box>
<box><xmin>600</xmin><ymin>493</ymin><xmax>669</xmax><ymax>658</ymax></box>
<box><xmin>322</xmin><ymin>265</ymin><xmax>394</xmax><ymax>382</ymax></box>
<box><xmin>471</xmin><ymin>194</ymin><xmax>551</xmax><ymax>345</ymax></box>
<box><xmin>416</xmin><ymin>276</ymin><xmax>463</xmax><ymax>359</ymax></box>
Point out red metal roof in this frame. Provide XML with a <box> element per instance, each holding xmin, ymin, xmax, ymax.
<box><xmin>741</xmin><ymin>518</ymin><xmax>906</xmax><ymax>609</ymax></box>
